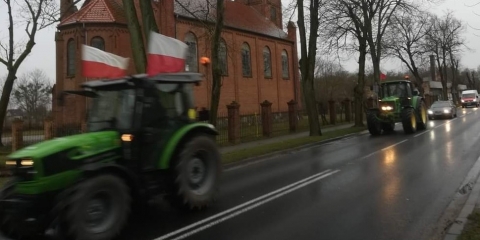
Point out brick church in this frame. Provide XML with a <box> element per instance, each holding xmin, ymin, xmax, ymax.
<box><xmin>53</xmin><ymin>0</ymin><xmax>300</xmax><ymax>126</ymax></box>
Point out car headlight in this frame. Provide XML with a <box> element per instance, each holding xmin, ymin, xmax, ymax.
<box><xmin>428</xmin><ymin>110</ymin><xmax>433</xmax><ymax>114</ymax></box>
<box><xmin>444</xmin><ymin>109</ymin><xmax>450</xmax><ymax>113</ymax></box>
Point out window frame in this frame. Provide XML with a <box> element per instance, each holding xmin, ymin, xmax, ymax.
<box><xmin>263</xmin><ymin>46</ymin><xmax>272</xmax><ymax>78</ymax></box>
<box><xmin>241</xmin><ymin>42</ymin><xmax>252</xmax><ymax>78</ymax></box>
<box><xmin>90</xmin><ymin>36</ymin><xmax>105</xmax><ymax>51</ymax></box>
<box><xmin>184</xmin><ymin>32</ymin><xmax>198</xmax><ymax>73</ymax></box>
<box><xmin>281</xmin><ymin>50</ymin><xmax>289</xmax><ymax>79</ymax></box>
<box><xmin>219</xmin><ymin>39</ymin><xmax>228</xmax><ymax>76</ymax></box>
<box><xmin>67</xmin><ymin>38</ymin><xmax>76</xmax><ymax>77</ymax></box>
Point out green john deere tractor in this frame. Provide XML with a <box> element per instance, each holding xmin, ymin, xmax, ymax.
<box><xmin>0</xmin><ymin>73</ymin><xmax>221</xmax><ymax>240</ymax></box>
<box><xmin>366</xmin><ymin>79</ymin><xmax>428</xmax><ymax>135</ymax></box>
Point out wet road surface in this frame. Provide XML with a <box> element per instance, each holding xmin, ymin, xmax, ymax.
<box><xmin>114</xmin><ymin>107</ymin><xmax>480</xmax><ymax>240</ymax></box>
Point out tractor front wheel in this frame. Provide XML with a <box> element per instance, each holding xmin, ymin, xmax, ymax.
<box><xmin>172</xmin><ymin>134</ymin><xmax>221</xmax><ymax>210</ymax></box>
<box><xmin>59</xmin><ymin>174</ymin><xmax>131</xmax><ymax>240</ymax></box>
<box><xmin>367</xmin><ymin>110</ymin><xmax>382</xmax><ymax>136</ymax></box>
<box><xmin>402</xmin><ymin>108</ymin><xmax>417</xmax><ymax>134</ymax></box>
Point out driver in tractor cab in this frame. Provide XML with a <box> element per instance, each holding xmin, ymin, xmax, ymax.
<box><xmin>391</xmin><ymin>83</ymin><xmax>407</xmax><ymax>97</ymax></box>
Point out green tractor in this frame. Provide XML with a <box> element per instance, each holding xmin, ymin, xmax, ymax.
<box><xmin>0</xmin><ymin>73</ymin><xmax>221</xmax><ymax>240</ymax></box>
<box><xmin>366</xmin><ymin>79</ymin><xmax>428</xmax><ymax>135</ymax></box>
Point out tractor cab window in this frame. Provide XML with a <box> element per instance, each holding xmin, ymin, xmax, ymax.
<box><xmin>381</xmin><ymin>82</ymin><xmax>411</xmax><ymax>98</ymax></box>
<box><xmin>155</xmin><ymin>83</ymin><xmax>195</xmax><ymax>118</ymax></box>
<box><xmin>87</xmin><ymin>89</ymin><xmax>136</xmax><ymax>131</ymax></box>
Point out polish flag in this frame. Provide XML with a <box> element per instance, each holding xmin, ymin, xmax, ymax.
<box><xmin>81</xmin><ymin>44</ymin><xmax>129</xmax><ymax>78</ymax></box>
<box><xmin>146</xmin><ymin>31</ymin><xmax>188</xmax><ymax>75</ymax></box>
<box><xmin>380</xmin><ymin>72</ymin><xmax>387</xmax><ymax>81</ymax></box>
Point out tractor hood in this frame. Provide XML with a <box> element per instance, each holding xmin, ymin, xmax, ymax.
<box><xmin>8</xmin><ymin>131</ymin><xmax>121</xmax><ymax>159</ymax></box>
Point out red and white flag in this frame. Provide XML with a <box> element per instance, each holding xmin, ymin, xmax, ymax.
<box><xmin>81</xmin><ymin>44</ymin><xmax>129</xmax><ymax>78</ymax></box>
<box><xmin>146</xmin><ymin>31</ymin><xmax>188</xmax><ymax>75</ymax></box>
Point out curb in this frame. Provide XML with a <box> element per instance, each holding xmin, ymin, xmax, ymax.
<box><xmin>223</xmin><ymin>129</ymin><xmax>368</xmax><ymax>171</ymax></box>
<box><xmin>442</xmin><ymin>154</ymin><xmax>480</xmax><ymax>240</ymax></box>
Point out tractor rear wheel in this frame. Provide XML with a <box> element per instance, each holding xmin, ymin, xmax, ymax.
<box><xmin>172</xmin><ymin>134</ymin><xmax>221</xmax><ymax>210</ymax></box>
<box><xmin>367</xmin><ymin>110</ymin><xmax>382</xmax><ymax>135</ymax></box>
<box><xmin>59</xmin><ymin>174</ymin><xmax>131</xmax><ymax>240</ymax></box>
<box><xmin>416</xmin><ymin>101</ymin><xmax>428</xmax><ymax>131</ymax></box>
<box><xmin>402</xmin><ymin>108</ymin><xmax>417</xmax><ymax>134</ymax></box>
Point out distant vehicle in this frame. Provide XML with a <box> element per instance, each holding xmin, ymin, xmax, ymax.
<box><xmin>461</xmin><ymin>90</ymin><xmax>479</xmax><ymax>108</ymax></box>
<box><xmin>428</xmin><ymin>100</ymin><xmax>457</xmax><ymax>119</ymax></box>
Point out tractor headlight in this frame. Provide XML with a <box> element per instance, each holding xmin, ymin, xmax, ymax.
<box><xmin>428</xmin><ymin>110</ymin><xmax>433</xmax><ymax>114</ymax></box>
<box><xmin>381</xmin><ymin>106</ymin><xmax>393</xmax><ymax>111</ymax></box>
<box><xmin>444</xmin><ymin>109</ymin><xmax>450</xmax><ymax>113</ymax></box>
<box><xmin>461</xmin><ymin>99</ymin><xmax>464</xmax><ymax>102</ymax></box>
<box><xmin>5</xmin><ymin>158</ymin><xmax>35</xmax><ymax>181</ymax></box>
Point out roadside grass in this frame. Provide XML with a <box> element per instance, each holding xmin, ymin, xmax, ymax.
<box><xmin>221</xmin><ymin>126</ymin><xmax>367</xmax><ymax>165</ymax></box>
<box><xmin>458</xmin><ymin>208</ymin><xmax>480</xmax><ymax>240</ymax></box>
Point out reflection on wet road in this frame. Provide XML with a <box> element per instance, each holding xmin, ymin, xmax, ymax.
<box><xmin>113</xmin><ymin>107</ymin><xmax>480</xmax><ymax>240</ymax></box>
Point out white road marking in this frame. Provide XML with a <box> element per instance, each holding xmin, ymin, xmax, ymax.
<box><xmin>153</xmin><ymin>169</ymin><xmax>339</xmax><ymax>240</ymax></box>
<box><xmin>414</xmin><ymin>130</ymin><xmax>430</xmax><ymax>137</ymax></box>
<box><xmin>359</xmin><ymin>139</ymin><xmax>408</xmax><ymax>160</ymax></box>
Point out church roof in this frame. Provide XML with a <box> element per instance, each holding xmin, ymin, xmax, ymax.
<box><xmin>58</xmin><ymin>0</ymin><xmax>289</xmax><ymax>40</ymax></box>
<box><xmin>174</xmin><ymin>0</ymin><xmax>288</xmax><ymax>39</ymax></box>
<box><xmin>58</xmin><ymin>0</ymin><xmax>126</xmax><ymax>27</ymax></box>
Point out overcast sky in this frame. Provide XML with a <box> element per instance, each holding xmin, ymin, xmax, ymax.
<box><xmin>1</xmin><ymin>0</ymin><xmax>480</xmax><ymax>82</ymax></box>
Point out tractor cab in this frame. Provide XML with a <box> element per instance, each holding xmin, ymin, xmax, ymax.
<box><xmin>62</xmin><ymin>72</ymin><xmax>209</xmax><ymax>171</ymax></box>
<box><xmin>379</xmin><ymin>80</ymin><xmax>417</xmax><ymax>99</ymax></box>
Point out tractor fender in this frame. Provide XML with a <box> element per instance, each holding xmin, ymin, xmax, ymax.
<box><xmin>158</xmin><ymin>123</ymin><xmax>218</xmax><ymax>169</ymax></box>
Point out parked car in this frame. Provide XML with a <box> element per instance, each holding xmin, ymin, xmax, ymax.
<box><xmin>427</xmin><ymin>100</ymin><xmax>457</xmax><ymax>119</ymax></box>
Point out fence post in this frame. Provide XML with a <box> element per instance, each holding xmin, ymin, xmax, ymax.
<box><xmin>227</xmin><ymin>101</ymin><xmax>240</xmax><ymax>144</ymax></box>
<box><xmin>328</xmin><ymin>100</ymin><xmax>336</xmax><ymax>125</ymax></box>
<box><xmin>261</xmin><ymin>100</ymin><xmax>273</xmax><ymax>137</ymax></box>
<box><xmin>44</xmin><ymin>118</ymin><xmax>53</xmax><ymax>140</ymax></box>
<box><xmin>12</xmin><ymin>118</ymin><xmax>23</xmax><ymax>152</ymax></box>
<box><xmin>287</xmin><ymin>99</ymin><xmax>298</xmax><ymax>133</ymax></box>
<box><xmin>344</xmin><ymin>98</ymin><xmax>351</xmax><ymax>122</ymax></box>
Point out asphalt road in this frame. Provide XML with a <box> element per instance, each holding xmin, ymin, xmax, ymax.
<box><xmin>116</xmin><ymin>107</ymin><xmax>480</xmax><ymax>240</ymax></box>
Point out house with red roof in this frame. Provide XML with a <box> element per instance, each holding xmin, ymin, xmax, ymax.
<box><xmin>52</xmin><ymin>0</ymin><xmax>300</xmax><ymax>127</ymax></box>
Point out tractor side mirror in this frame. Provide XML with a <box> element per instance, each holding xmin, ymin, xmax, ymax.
<box><xmin>413</xmin><ymin>90</ymin><xmax>419</xmax><ymax>96</ymax></box>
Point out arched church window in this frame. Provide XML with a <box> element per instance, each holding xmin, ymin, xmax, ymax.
<box><xmin>219</xmin><ymin>39</ymin><xmax>228</xmax><ymax>75</ymax></box>
<box><xmin>281</xmin><ymin>50</ymin><xmax>289</xmax><ymax>79</ymax></box>
<box><xmin>184</xmin><ymin>32</ymin><xmax>198</xmax><ymax>72</ymax></box>
<box><xmin>241</xmin><ymin>43</ymin><xmax>252</xmax><ymax>77</ymax></box>
<box><xmin>67</xmin><ymin>38</ymin><xmax>76</xmax><ymax>76</ymax></box>
<box><xmin>263</xmin><ymin>46</ymin><xmax>272</xmax><ymax>78</ymax></box>
<box><xmin>91</xmin><ymin>36</ymin><xmax>105</xmax><ymax>51</ymax></box>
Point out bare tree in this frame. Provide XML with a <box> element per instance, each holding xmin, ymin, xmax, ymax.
<box><xmin>425</xmin><ymin>11</ymin><xmax>466</xmax><ymax>100</ymax></box>
<box><xmin>384</xmin><ymin>9</ymin><xmax>432</xmax><ymax>94</ymax></box>
<box><xmin>0</xmin><ymin>0</ymin><xmax>59</xmax><ymax>146</ymax></box>
<box><xmin>12</xmin><ymin>69</ymin><xmax>52</xmax><ymax>129</ymax></box>
<box><xmin>298</xmin><ymin>0</ymin><xmax>323</xmax><ymax>136</ymax></box>
<box><xmin>321</xmin><ymin>0</ymin><xmax>370</xmax><ymax>127</ymax></box>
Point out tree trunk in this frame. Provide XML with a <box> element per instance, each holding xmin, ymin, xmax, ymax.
<box><xmin>122</xmin><ymin>0</ymin><xmax>147</xmax><ymax>73</ymax></box>
<box><xmin>354</xmin><ymin>42</ymin><xmax>367</xmax><ymax>127</ymax></box>
<box><xmin>139</xmin><ymin>0</ymin><xmax>159</xmax><ymax>41</ymax></box>
<box><xmin>208</xmin><ymin>0</ymin><xmax>225</xmax><ymax>126</ymax></box>
<box><xmin>0</xmin><ymin>73</ymin><xmax>16</xmax><ymax>146</ymax></box>
<box><xmin>297</xmin><ymin>0</ymin><xmax>322</xmax><ymax>136</ymax></box>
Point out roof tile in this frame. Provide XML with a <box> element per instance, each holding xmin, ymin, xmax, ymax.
<box><xmin>59</xmin><ymin>0</ymin><xmax>126</xmax><ymax>27</ymax></box>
